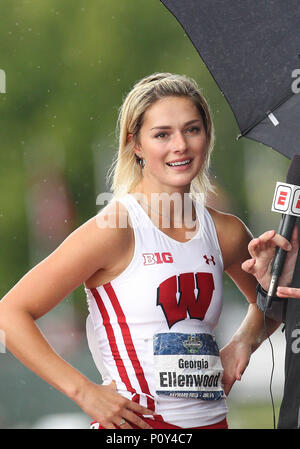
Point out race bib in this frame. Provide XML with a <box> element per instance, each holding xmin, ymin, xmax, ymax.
<box><xmin>153</xmin><ymin>332</ymin><xmax>224</xmax><ymax>400</ymax></box>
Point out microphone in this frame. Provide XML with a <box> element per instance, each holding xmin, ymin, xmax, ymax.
<box><xmin>266</xmin><ymin>154</ymin><xmax>300</xmax><ymax>308</ymax></box>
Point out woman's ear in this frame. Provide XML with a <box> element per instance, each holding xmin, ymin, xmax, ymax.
<box><xmin>128</xmin><ymin>133</ymin><xmax>143</xmax><ymax>159</ymax></box>
<box><xmin>127</xmin><ymin>133</ymin><xmax>134</xmax><ymax>144</ymax></box>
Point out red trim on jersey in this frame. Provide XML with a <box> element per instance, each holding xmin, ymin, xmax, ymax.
<box><xmin>104</xmin><ymin>282</ymin><xmax>163</xmax><ymax>420</ymax></box>
<box><xmin>90</xmin><ymin>287</ymin><xmax>137</xmax><ymax>396</ymax></box>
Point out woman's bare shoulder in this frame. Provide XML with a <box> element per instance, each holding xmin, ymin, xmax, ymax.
<box><xmin>70</xmin><ymin>200</ymin><xmax>132</xmax><ymax>268</ymax></box>
<box><xmin>0</xmin><ymin>201</ymin><xmax>133</xmax><ymax>319</ymax></box>
<box><xmin>206</xmin><ymin>206</ymin><xmax>250</xmax><ymax>235</ymax></box>
<box><xmin>206</xmin><ymin>206</ymin><xmax>253</xmax><ymax>269</ymax></box>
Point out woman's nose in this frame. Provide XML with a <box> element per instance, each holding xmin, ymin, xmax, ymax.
<box><xmin>171</xmin><ymin>132</ymin><xmax>187</xmax><ymax>152</ymax></box>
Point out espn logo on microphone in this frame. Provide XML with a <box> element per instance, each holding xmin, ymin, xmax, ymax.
<box><xmin>272</xmin><ymin>182</ymin><xmax>300</xmax><ymax>216</ymax></box>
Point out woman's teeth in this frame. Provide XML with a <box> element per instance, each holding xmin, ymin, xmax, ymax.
<box><xmin>167</xmin><ymin>159</ymin><xmax>191</xmax><ymax>167</ymax></box>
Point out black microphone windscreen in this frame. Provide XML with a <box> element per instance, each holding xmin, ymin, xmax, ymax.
<box><xmin>286</xmin><ymin>154</ymin><xmax>300</xmax><ymax>186</ymax></box>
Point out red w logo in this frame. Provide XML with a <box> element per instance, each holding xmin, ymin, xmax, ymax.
<box><xmin>156</xmin><ymin>272</ymin><xmax>215</xmax><ymax>328</ymax></box>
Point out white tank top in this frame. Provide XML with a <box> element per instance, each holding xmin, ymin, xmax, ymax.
<box><xmin>85</xmin><ymin>193</ymin><xmax>228</xmax><ymax>428</ymax></box>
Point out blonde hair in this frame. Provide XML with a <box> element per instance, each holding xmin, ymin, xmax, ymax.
<box><xmin>107</xmin><ymin>72</ymin><xmax>215</xmax><ymax>201</ymax></box>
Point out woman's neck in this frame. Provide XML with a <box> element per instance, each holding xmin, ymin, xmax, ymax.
<box><xmin>130</xmin><ymin>182</ymin><xmax>197</xmax><ymax>230</ymax></box>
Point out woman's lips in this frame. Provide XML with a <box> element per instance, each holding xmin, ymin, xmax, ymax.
<box><xmin>166</xmin><ymin>159</ymin><xmax>192</xmax><ymax>170</ymax></box>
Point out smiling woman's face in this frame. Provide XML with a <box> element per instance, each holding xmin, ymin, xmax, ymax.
<box><xmin>134</xmin><ymin>96</ymin><xmax>208</xmax><ymax>194</ymax></box>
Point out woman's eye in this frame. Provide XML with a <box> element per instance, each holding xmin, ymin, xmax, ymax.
<box><xmin>186</xmin><ymin>127</ymin><xmax>200</xmax><ymax>134</ymax></box>
<box><xmin>155</xmin><ymin>132</ymin><xmax>168</xmax><ymax>139</ymax></box>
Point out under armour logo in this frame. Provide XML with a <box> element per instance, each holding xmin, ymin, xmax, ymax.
<box><xmin>203</xmin><ymin>255</ymin><xmax>215</xmax><ymax>265</ymax></box>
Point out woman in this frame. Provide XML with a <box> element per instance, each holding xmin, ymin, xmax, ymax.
<box><xmin>0</xmin><ymin>73</ymin><xmax>279</xmax><ymax>429</ymax></box>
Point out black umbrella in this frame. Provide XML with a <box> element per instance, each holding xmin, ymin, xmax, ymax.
<box><xmin>160</xmin><ymin>0</ymin><xmax>300</xmax><ymax>159</ymax></box>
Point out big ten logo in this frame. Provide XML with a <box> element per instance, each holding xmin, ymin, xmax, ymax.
<box><xmin>0</xmin><ymin>329</ymin><xmax>6</xmax><ymax>353</ymax></box>
<box><xmin>292</xmin><ymin>69</ymin><xmax>300</xmax><ymax>94</ymax></box>
<box><xmin>143</xmin><ymin>252</ymin><xmax>173</xmax><ymax>265</ymax></box>
<box><xmin>0</xmin><ymin>69</ymin><xmax>6</xmax><ymax>93</ymax></box>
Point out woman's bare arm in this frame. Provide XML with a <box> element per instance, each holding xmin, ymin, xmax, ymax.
<box><xmin>208</xmin><ymin>208</ymin><xmax>280</xmax><ymax>394</ymax></box>
<box><xmin>0</xmin><ymin>204</ymin><xmax>154</xmax><ymax>429</ymax></box>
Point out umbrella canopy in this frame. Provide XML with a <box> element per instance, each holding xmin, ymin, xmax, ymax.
<box><xmin>161</xmin><ymin>0</ymin><xmax>300</xmax><ymax>159</ymax></box>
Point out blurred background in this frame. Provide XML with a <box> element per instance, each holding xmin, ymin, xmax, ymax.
<box><xmin>0</xmin><ymin>0</ymin><xmax>290</xmax><ymax>429</ymax></box>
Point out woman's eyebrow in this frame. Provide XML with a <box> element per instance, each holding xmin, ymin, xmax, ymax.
<box><xmin>150</xmin><ymin>119</ymin><xmax>202</xmax><ymax>130</ymax></box>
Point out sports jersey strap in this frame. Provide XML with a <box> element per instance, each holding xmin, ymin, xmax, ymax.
<box><xmin>198</xmin><ymin>205</ymin><xmax>224</xmax><ymax>270</ymax></box>
<box><xmin>117</xmin><ymin>194</ymin><xmax>149</xmax><ymax>229</ymax></box>
<box><xmin>116</xmin><ymin>194</ymin><xmax>148</xmax><ymax>251</ymax></box>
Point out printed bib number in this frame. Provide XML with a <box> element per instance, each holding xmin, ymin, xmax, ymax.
<box><xmin>153</xmin><ymin>332</ymin><xmax>224</xmax><ymax>400</ymax></box>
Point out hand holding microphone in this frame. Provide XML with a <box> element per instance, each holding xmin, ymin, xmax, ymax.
<box><xmin>242</xmin><ymin>227</ymin><xmax>298</xmax><ymax>297</ymax></box>
<box><xmin>242</xmin><ymin>154</ymin><xmax>300</xmax><ymax>305</ymax></box>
